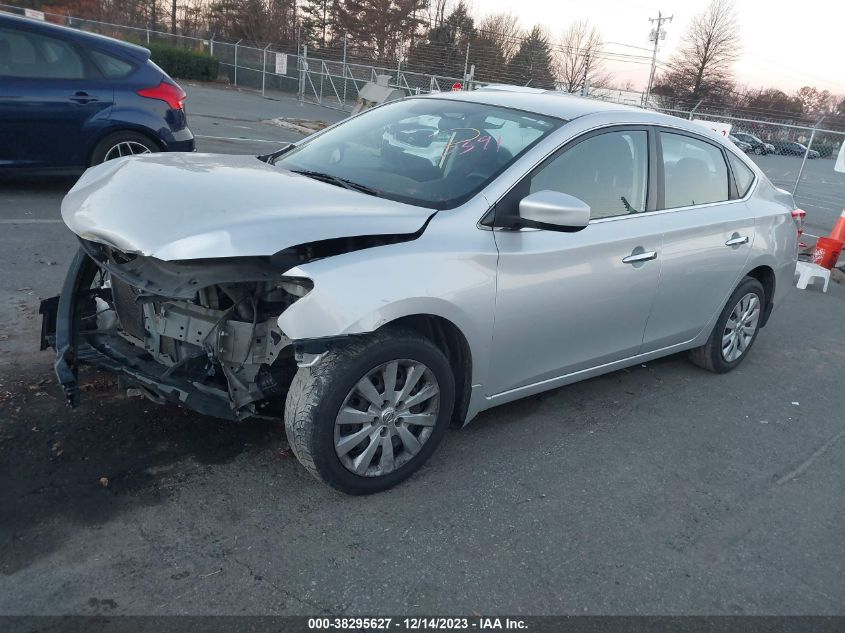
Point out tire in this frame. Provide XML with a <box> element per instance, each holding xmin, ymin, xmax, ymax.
<box><xmin>89</xmin><ymin>131</ymin><xmax>159</xmax><ymax>166</ymax></box>
<box><xmin>284</xmin><ymin>327</ymin><xmax>455</xmax><ymax>494</ymax></box>
<box><xmin>688</xmin><ymin>276</ymin><xmax>765</xmax><ymax>374</ymax></box>
<box><xmin>754</xmin><ymin>146</ymin><xmax>763</xmax><ymax>155</ymax></box>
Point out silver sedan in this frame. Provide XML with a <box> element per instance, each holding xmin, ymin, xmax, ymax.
<box><xmin>44</xmin><ymin>89</ymin><xmax>800</xmax><ymax>494</ymax></box>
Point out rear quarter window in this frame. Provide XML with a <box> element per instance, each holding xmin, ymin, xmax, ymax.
<box><xmin>89</xmin><ymin>49</ymin><xmax>135</xmax><ymax>79</ymax></box>
<box><xmin>728</xmin><ymin>153</ymin><xmax>755</xmax><ymax>197</ymax></box>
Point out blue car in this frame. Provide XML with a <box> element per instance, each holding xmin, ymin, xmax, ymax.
<box><xmin>0</xmin><ymin>12</ymin><xmax>194</xmax><ymax>175</ymax></box>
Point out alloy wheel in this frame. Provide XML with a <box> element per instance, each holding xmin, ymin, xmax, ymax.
<box><xmin>721</xmin><ymin>292</ymin><xmax>761</xmax><ymax>362</ymax></box>
<box><xmin>334</xmin><ymin>359</ymin><xmax>440</xmax><ymax>477</ymax></box>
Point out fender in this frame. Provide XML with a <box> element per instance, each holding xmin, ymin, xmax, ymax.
<box><xmin>278</xmin><ymin>220</ymin><xmax>499</xmax><ymax>391</ymax></box>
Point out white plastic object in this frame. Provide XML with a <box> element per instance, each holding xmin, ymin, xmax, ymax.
<box><xmin>794</xmin><ymin>260</ymin><xmax>830</xmax><ymax>292</ymax></box>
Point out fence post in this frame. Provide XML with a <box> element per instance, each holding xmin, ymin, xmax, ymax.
<box><xmin>146</xmin><ymin>26</ymin><xmax>150</xmax><ymax>45</ymax></box>
<box><xmin>463</xmin><ymin>43</ymin><xmax>470</xmax><ymax>87</ymax></box>
<box><xmin>299</xmin><ymin>45</ymin><xmax>307</xmax><ymax>105</ymax></box>
<box><xmin>794</xmin><ymin>116</ymin><xmax>825</xmax><ymax>196</ymax></box>
<box><xmin>262</xmin><ymin>44</ymin><xmax>270</xmax><ymax>97</ymax></box>
<box><xmin>234</xmin><ymin>39</ymin><xmax>242</xmax><ymax>86</ymax></box>
<box><xmin>396</xmin><ymin>41</ymin><xmax>403</xmax><ymax>86</ymax></box>
<box><xmin>209</xmin><ymin>34</ymin><xmax>214</xmax><ymax>58</ymax></box>
<box><xmin>342</xmin><ymin>34</ymin><xmax>348</xmax><ymax>107</ymax></box>
<box><xmin>688</xmin><ymin>99</ymin><xmax>703</xmax><ymax>120</ymax></box>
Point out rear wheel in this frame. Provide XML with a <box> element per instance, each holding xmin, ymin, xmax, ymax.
<box><xmin>284</xmin><ymin>327</ymin><xmax>455</xmax><ymax>494</ymax></box>
<box><xmin>90</xmin><ymin>131</ymin><xmax>158</xmax><ymax>166</ymax></box>
<box><xmin>688</xmin><ymin>277</ymin><xmax>765</xmax><ymax>373</ymax></box>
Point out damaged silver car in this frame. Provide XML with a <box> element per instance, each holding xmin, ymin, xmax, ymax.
<box><xmin>42</xmin><ymin>90</ymin><xmax>800</xmax><ymax>494</ymax></box>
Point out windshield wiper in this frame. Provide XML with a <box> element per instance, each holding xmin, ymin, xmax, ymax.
<box><xmin>291</xmin><ymin>169</ymin><xmax>381</xmax><ymax>197</ymax></box>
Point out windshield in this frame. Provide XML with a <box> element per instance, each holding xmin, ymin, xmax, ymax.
<box><xmin>275</xmin><ymin>98</ymin><xmax>563</xmax><ymax>210</ymax></box>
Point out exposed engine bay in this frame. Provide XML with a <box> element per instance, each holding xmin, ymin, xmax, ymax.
<box><xmin>41</xmin><ymin>239</ymin><xmax>319</xmax><ymax>420</ymax></box>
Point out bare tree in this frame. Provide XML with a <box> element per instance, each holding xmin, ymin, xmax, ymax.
<box><xmin>653</xmin><ymin>0</ymin><xmax>740</xmax><ymax>102</ymax></box>
<box><xmin>475</xmin><ymin>12</ymin><xmax>521</xmax><ymax>62</ymax></box>
<box><xmin>554</xmin><ymin>19</ymin><xmax>611</xmax><ymax>93</ymax></box>
<box><xmin>429</xmin><ymin>0</ymin><xmax>450</xmax><ymax>30</ymax></box>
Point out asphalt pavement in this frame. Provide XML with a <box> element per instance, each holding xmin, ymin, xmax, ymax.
<box><xmin>1</xmin><ymin>84</ymin><xmax>844</xmax><ymax>616</ymax></box>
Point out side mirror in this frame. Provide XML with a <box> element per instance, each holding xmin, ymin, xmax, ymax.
<box><xmin>518</xmin><ymin>190</ymin><xmax>591</xmax><ymax>232</ymax></box>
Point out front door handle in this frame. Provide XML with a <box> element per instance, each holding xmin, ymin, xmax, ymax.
<box><xmin>622</xmin><ymin>250</ymin><xmax>658</xmax><ymax>264</ymax></box>
<box><xmin>725</xmin><ymin>235</ymin><xmax>750</xmax><ymax>246</ymax></box>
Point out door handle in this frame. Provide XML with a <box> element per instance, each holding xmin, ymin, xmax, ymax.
<box><xmin>725</xmin><ymin>235</ymin><xmax>749</xmax><ymax>246</ymax></box>
<box><xmin>622</xmin><ymin>250</ymin><xmax>657</xmax><ymax>264</ymax></box>
<box><xmin>69</xmin><ymin>91</ymin><xmax>98</xmax><ymax>104</ymax></box>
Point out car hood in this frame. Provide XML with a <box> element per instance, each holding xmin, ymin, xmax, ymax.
<box><xmin>62</xmin><ymin>153</ymin><xmax>433</xmax><ymax>261</ymax></box>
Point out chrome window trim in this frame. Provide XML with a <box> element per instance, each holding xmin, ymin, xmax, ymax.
<box><xmin>589</xmin><ymin>197</ymin><xmax>747</xmax><ymax>225</ymax></box>
<box><xmin>476</xmin><ymin>118</ymin><xmax>760</xmax><ymax>232</ymax></box>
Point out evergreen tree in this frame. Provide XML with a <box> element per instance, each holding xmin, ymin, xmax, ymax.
<box><xmin>505</xmin><ymin>26</ymin><xmax>555</xmax><ymax>89</ymax></box>
<box><xmin>301</xmin><ymin>0</ymin><xmax>333</xmax><ymax>49</ymax></box>
<box><xmin>334</xmin><ymin>0</ymin><xmax>426</xmax><ymax>63</ymax></box>
<box><xmin>407</xmin><ymin>1</ymin><xmax>473</xmax><ymax>79</ymax></box>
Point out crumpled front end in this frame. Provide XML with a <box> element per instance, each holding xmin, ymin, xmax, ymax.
<box><xmin>41</xmin><ymin>241</ymin><xmax>312</xmax><ymax>420</ymax></box>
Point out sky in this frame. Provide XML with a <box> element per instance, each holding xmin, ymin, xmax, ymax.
<box><xmin>468</xmin><ymin>0</ymin><xmax>845</xmax><ymax>96</ymax></box>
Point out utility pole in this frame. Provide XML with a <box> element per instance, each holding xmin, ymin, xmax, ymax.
<box><xmin>581</xmin><ymin>52</ymin><xmax>590</xmax><ymax>96</ymax></box>
<box><xmin>644</xmin><ymin>11</ymin><xmax>672</xmax><ymax>107</ymax></box>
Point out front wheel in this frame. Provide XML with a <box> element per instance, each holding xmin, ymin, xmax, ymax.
<box><xmin>754</xmin><ymin>146</ymin><xmax>764</xmax><ymax>155</ymax></box>
<box><xmin>284</xmin><ymin>327</ymin><xmax>455</xmax><ymax>494</ymax></box>
<box><xmin>688</xmin><ymin>276</ymin><xmax>765</xmax><ymax>373</ymax></box>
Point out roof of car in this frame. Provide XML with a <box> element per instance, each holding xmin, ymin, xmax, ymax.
<box><xmin>418</xmin><ymin>86</ymin><xmax>746</xmax><ymax>152</ymax></box>
<box><xmin>0</xmin><ymin>11</ymin><xmax>151</xmax><ymax>62</ymax></box>
<box><xmin>422</xmin><ymin>86</ymin><xmax>654</xmax><ymax>122</ymax></box>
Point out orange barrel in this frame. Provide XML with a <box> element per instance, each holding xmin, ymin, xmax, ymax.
<box><xmin>811</xmin><ymin>236</ymin><xmax>845</xmax><ymax>269</ymax></box>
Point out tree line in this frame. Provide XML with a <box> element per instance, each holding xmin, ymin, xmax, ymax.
<box><xmin>26</xmin><ymin>0</ymin><xmax>845</xmax><ymax>124</ymax></box>
<box><xmin>33</xmin><ymin>0</ymin><xmax>611</xmax><ymax>90</ymax></box>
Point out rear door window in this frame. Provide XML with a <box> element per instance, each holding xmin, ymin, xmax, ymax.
<box><xmin>0</xmin><ymin>27</ymin><xmax>85</xmax><ymax>79</ymax></box>
<box><xmin>660</xmin><ymin>132</ymin><xmax>729</xmax><ymax>209</ymax></box>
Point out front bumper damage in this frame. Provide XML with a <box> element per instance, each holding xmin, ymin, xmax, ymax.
<box><xmin>41</xmin><ymin>243</ymin><xmax>306</xmax><ymax>420</ymax></box>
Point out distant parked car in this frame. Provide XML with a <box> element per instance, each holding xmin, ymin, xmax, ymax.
<box><xmin>729</xmin><ymin>135</ymin><xmax>752</xmax><ymax>153</ymax></box>
<box><xmin>732</xmin><ymin>132</ymin><xmax>769</xmax><ymax>155</ymax></box>
<box><xmin>772</xmin><ymin>141</ymin><xmax>819</xmax><ymax>158</ymax></box>
<box><xmin>0</xmin><ymin>12</ymin><xmax>194</xmax><ymax>175</ymax></box>
<box><xmin>764</xmin><ymin>142</ymin><xmax>776</xmax><ymax>154</ymax></box>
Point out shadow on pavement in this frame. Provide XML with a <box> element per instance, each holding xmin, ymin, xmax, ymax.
<box><xmin>0</xmin><ymin>364</ymin><xmax>289</xmax><ymax>576</ymax></box>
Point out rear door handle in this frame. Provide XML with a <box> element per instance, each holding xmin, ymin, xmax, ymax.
<box><xmin>725</xmin><ymin>235</ymin><xmax>749</xmax><ymax>246</ymax></box>
<box><xmin>622</xmin><ymin>250</ymin><xmax>657</xmax><ymax>264</ymax></box>
<box><xmin>69</xmin><ymin>91</ymin><xmax>98</xmax><ymax>104</ymax></box>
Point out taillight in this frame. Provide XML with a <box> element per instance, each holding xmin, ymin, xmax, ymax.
<box><xmin>791</xmin><ymin>208</ymin><xmax>806</xmax><ymax>247</ymax></box>
<box><xmin>137</xmin><ymin>81</ymin><xmax>186</xmax><ymax>110</ymax></box>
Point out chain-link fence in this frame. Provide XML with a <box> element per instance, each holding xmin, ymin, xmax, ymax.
<box><xmin>3</xmin><ymin>3</ymin><xmax>844</xmax><ymax>234</ymax></box>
